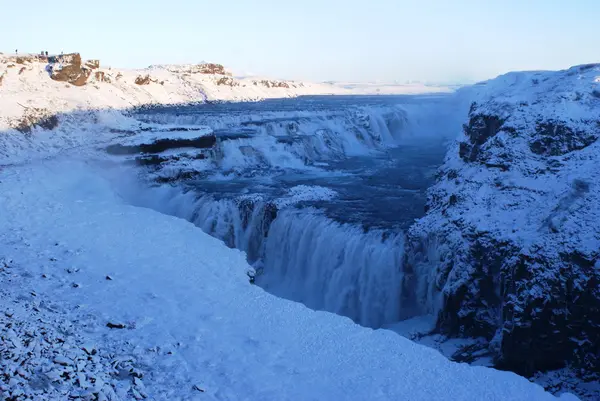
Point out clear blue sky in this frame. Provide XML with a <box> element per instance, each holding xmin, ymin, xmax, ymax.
<box><xmin>1</xmin><ymin>0</ymin><xmax>597</xmax><ymax>83</ymax></box>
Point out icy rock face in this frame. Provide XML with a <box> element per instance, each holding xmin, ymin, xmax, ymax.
<box><xmin>406</xmin><ymin>64</ymin><xmax>600</xmax><ymax>375</ymax></box>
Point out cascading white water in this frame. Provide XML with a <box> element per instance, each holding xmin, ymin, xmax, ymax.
<box><xmin>121</xmin><ymin>95</ymin><xmax>467</xmax><ymax>329</ymax></box>
<box><xmin>187</xmin><ymin>196</ymin><xmax>276</xmax><ymax>262</ymax></box>
<box><xmin>130</xmin><ymin>185</ymin><xmax>410</xmax><ymax>328</ymax></box>
<box><xmin>136</xmin><ymin>106</ymin><xmax>413</xmax><ymax>165</ymax></box>
<box><xmin>259</xmin><ymin>209</ymin><xmax>406</xmax><ymax>328</ymax></box>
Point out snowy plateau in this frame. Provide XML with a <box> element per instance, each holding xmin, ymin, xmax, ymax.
<box><xmin>0</xmin><ymin>52</ymin><xmax>598</xmax><ymax>400</ymax></box>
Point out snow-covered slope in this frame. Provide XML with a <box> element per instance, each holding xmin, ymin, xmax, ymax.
<box><xmin>405</xmin><ymin>64</ymin><xmax>600</xmax><ymax>375</ymax></box>
<box><xmin>0</xmin><ymin>159</ymin><xmax>575</xmax><ymax>400</ymax></box>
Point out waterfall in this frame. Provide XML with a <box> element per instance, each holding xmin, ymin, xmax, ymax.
<box><xmin>260</xmin><ymin>209</ymin><xmax>406</xmax><ymax>328</ymax></box>
<box><xmin>117</xmin><ymin>95</ymin><xmax>463</xmax><ymax>329</ymax></box>
<box><xmin>187</xmin><ymin>199</ymin><xmax>411</xmax><ymax>328</ymax></box>
<box><xmin>130</xmin><ymin>185</ymin><xmax>410</xmax><ymax>328</ymax></box>
<box><xmin>187</xmin><ymin>196</ymin><xmax>276</xmax><ymax>262</ymax></box>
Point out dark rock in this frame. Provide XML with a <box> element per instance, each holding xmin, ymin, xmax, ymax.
<box><xmin>196</xmin><ymin>63</ymin><xmax>229</xmax><ymax>75</ymax></box>
<box><xmin>257</xmin><ymin>79</ymin><xmax>290</xmax><ymax>88</ymax></box>
<box><xmin>85</xmin><ymin>59</ymin><xmax>100</xmax><ymax>69</ymax></box>
<box><xmin>530</xmin><ymin>121</ymin><xmax>598</xmax><ymax>156</ymax></box>
<box><xmin>37</xmin><ymin>115</ymin><xmax>59</xmax><ymax>130</ymax></box>
<box><xmin>135</xmin><ymin>75</ymin><xmax>151</xmax><ymax>85</ymax></box>
<box><xmin>106</xmin><ymin>134</ymin><xmax>217</xmax><ymax>155</ymax></box>
<box><xmin>14</xmin><ymin>109</ymin><xmax>59</xmax><ymax>134</ymax></box>
<box><xmin>49</xmin><ymin>53</ymin><xmax>91</xmax><ymax>86</ymax></box>
<box><xmin>192</xmin><ymin>384</ymin><xmax>205</xmax><ymax>392</ymax></box>
<box><xmin>421</xmin><ymin>225</ymin><xmax>600</xmax><ymax>376</ymax></box>
<box><xmin>136</xmin><ymin>151</ymin><xmax>206</xmax><ymax>166</ymax></box>
<box><xmin>579</xmin><ymin>63</ymin><xmax>600</xmax><ymax>71</ymax></box>
<box><xmin>94</xmin><ymin>71</ymin><xmax>110</xmax><ymax>83</ymax></box>
<box><xmin>459</xmin><ymin>114</ymin><xmax>506</xmax><ymax>162</ymax></box>
<box><xmin>216</xmin><ymin>77</ymin><xmax>239</xmax><ymax>86</ymax></box>
<box><xmin>495</xmin><ymin>250</ymin><xmax>600</xmax><ymax>375</ymax></box>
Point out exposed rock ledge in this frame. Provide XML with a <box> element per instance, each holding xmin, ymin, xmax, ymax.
<box><xmin>405</xmin><ymin>64</ymin><xmax>600</xmax><ymax>376</ymax></box>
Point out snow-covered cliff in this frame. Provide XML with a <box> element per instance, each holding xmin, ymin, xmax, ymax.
<box><xmin>406</xmin><ymin>64</ymin><xmax>600</xmax><ymax>375</ymax></box>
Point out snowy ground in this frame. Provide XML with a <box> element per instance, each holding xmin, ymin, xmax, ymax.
<box><xmin>0</xmin><ymin>158</ymin><xmax>577</xmax><ymax>400</ymax></box>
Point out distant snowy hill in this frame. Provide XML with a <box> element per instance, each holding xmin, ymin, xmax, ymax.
<box><xmin>0</xmin><ymin>53</ymin><xmax>342</xmax><ymax>131</ymax></box>
<box><xmin>0</xmin><ymin>52</ymin><xmax>451</xmax><ymax>134</ymax></box>
<box><xmin>328</xmin><ymin>80</ymin><xmax>454</xmax><ymax>95</ymax></box>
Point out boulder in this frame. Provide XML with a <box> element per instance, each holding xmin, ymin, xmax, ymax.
<box><xmin>94</xmin><ymin>71</ymin><xmax>109</xmax><ymax>83</ymax></box>
<box><xmin>50</xmin><ymin>53</ymin><xmax>91</xmax><ymax>86</ymax></box>
<box><xmin>85</xmin><ymin>59</ymin><xmax>100</xmax><ymax>69</ymax></box>
<box><xmin>135</xmin><ymin>75</ymin><xmax>151</xmax><ymax>85</ymax></box>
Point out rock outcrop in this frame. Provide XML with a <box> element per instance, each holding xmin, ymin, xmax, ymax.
<box><xmin>49</xmin><ymin>53</ymin><xmax>91</xmax><ymax>86</ymax></box>
<box><xmin>406</xmin><ymin>64</ymin><xmax>600</xmax><ymax>376</ymax></box>
<box><xmin>135</xmin><ymin>74</ymin><xmax>151</xmax><ymax>85</ymax></box>
<box><xmin>216</xmin><ymin>76</ymin><xmax>239</xmax><ymax>86</ymax></box>
<box><xmin>94</xmin><ymin>71</ymin><xmax>110</xmax><ymax>83</ymax></box>
<box><xmin>12</xmin><ymin>107</ymin><xmax>59</xmax><ymax>133</ymax></box>
<box><xmin>105</xmin><ymin>129</ymin><xmax>216</xmax><ymax>155</ymax></box>
<box><xmin>134</xmin><ymin>74</ymin><xmax>163</xmax><ymax>85</ymax></box>
<box><xmin>85</xmin><ymin>59</ymin><xmax>100</xmax><ymax>69</ymax></box>
<box><xmin>254</xmin><ymin>79</ymin><xmax>291</xmax><ymax>89</ymax></box>
<box><xmin>196</xmin><ymin>63</ymin><xmax>230</xmax><ymax>75</ymax></box>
